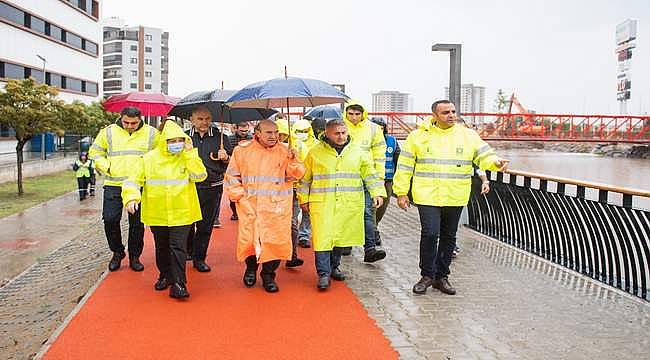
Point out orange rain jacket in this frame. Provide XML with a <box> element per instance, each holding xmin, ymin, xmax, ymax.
<box><xmin>224</xmin><ymin>139</ymin><xmax>305</xmax><ymax>263</ymax></box>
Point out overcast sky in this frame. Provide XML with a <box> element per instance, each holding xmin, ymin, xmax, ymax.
<box><xmin>103</xmin><ymin>0</ymin><xmax>649</xmax><ymax>115</ymax></box>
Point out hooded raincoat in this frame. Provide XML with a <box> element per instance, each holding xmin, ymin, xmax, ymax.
<box><xmin>224</xmin><ymin>139</ymin><xmax>305</xmax><ymax>263</ymax></box>
<box><xmin>298</xmin><ymin>140</ymin><xmax>386</xmax><ymax>251</ymax></box>
<box><xmin>343</xmin><ymin>101</ymin><xmax>387</xmax><ymax>180</ymax></box>
<box><xmin>122</xmin><ymin>120</ymin><xmax>207</xmax><ymax>226</ymax></box>
<box><xmin>293</xmin><ymin>119</ymin><xmax>319</xmax><ymax>160</ymax></box>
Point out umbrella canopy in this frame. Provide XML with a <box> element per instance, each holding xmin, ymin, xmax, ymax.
<box><xmin>303</xmin><ymin>105</ymin><xmax>342</xmax><ymax>121</ymax></box>
<box><xmin>226</xmin><ymin>77</ymin><xmax>348</xmax><ymax>109</ymax></box>
<box><xmin>168</xmin><ymin>89</ymin><xmax>277</xmax><ymax>123</ymax></box>
<box><xmin>103</xmin><ymin>92</ymin><xmax>179</xmax><ymax>116</ymax></box>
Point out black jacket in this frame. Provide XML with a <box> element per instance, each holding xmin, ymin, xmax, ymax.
<box><xmin>186</xmin><ymin>126</ymin><xmax>233</xmax><ymax>188</ymax></box>
<box><xmin>228</xmin><ymin>132</ymin><xmax>253</xmax><ymax>149</ymax></box>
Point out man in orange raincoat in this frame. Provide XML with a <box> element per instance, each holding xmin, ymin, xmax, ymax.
<box><xmin>224</xmin><ymin>119</ymin><xmax>305</xmax><ymax>293</ymax></box>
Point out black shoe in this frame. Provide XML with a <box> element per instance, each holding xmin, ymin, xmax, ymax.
<box><xmin>298</xmin><ymin>239</ymin><xmax>311</xmax><ymax>248</ymax></box>
<box><xmin>412</xmin><ymin>276</ymin><xmax>434</xmax><ymax>295</ymax></box>
<box><xmin>363</xmin><ymin>247</ymin><xmax>386</xmax><ymax>263</ymax></box>
<box><xmin>331</xmin><ymin>268</ymin><xmax>346</xmax><ymax>281</ymax></box>
<box><xmin>193</xmin><ymin>261</ymin><xmax>211</xmax><ymax>272</ymax></box>
<box><xmin>108</xmin><ymin>252</ymin><xmax>126</xmax><ymax>272</ymax></box>
<box><xmin>341</xmin><ymin>247</ymin><xmax>352</xmax><ymax>256</ymax></box>
<box><xmin>230</xmin><ymin>214</ymin><xmax>238</xmax><ymax>221</ymax></box>
<box><xmin>129</xmin><ymin>256</ymin><xmax>145</xmax><ymax>272</ymax></box>
<box><xmin>213</xmin><ymin>219</ymin><xmax>222</xmax><ymax>228</ymax></box>
<box><xmin>154</xmin><ymin>278</ymin><xmax>170</xmax><ymax>291</ymax></box>
<box><xmin>186</xmin><ymin>253</ymin><xmax>193</xmax><ymax>261</ymax></box>
<box><xmin>285</xmin><ymin>258</ymin><xmax>304</xmax><ymax>268</ymax></box>
<box><xmin>433</xmin><ymin>277</ymin><xmax>456</xmax><ymax>295</ymax></box>
<box><xmin>317</xmin><ymin>274</ymin><xmax>330</xmax><ymax>290</ymax></box>
<box><xmin>262</xmin><ymin>278</ymin><xmax>279</xmax><ymax>293</ymax></box>
<box><xmin>243</xmin><ymin>269</ymin><xmax>256</xmax><ymax>287</ymax></box>
<box><xmin>169</xmin><ymin>283</ymin><xmax>190</xmax><ymax>298</ymax></box>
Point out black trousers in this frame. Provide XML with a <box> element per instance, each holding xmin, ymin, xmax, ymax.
<box><xmin>77</xmin><ymin>177</ymin><xmax>90</xmax><ymax>199</ymax></box>
<box><xmin>245</xmin><ymin>255</ymin><xmax>280</xmax><ymax>281</ymax></box>
<box><xmin>187</xmin><ymin>185</ymin><xmax>221</xmax><ymax>261</ymax></box>
<box><xmin>102</xmin><ymin>185</ymin><xmax>144</xmax><ymax>257</ymax></box>
<box><xmin>416</xmin><ymin>205</ymin><xmax>463</xmax><ymax>279</ymax></box>
<box><xmin>230</xmin><ymin>200</ymin><xmax>237</xmax><ymax>217</ymax></box>
<box><xmin>151</xmin><ymin>225</ymin><xmax>191</xmax><ymax>284</ymax></box>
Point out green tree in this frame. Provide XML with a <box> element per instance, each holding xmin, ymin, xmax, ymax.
<box><xmin>63</xmin><ymin>101</ymin><xmax>116</xmax><ymax>137</ymax></box>
<box><xmin>0</xmin><ymin>78</ymin><xmax>65</xmax><ymax>195</ymax></box>
<box><xmin>493</xmin><ymin>89</ymin><xmax>508</xmax><ymax>113</ymax></box>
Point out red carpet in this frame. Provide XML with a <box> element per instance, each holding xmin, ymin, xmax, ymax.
<box><xmin>43</xmin><ymin>200</ymin><xmax>397</xmax><ymax>359</ymax></box>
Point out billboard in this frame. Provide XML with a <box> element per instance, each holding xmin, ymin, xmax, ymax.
<box><xmin>615</xmin><ymin>19</ymin><xmax>637</xmax><ymax>113</ymax></box>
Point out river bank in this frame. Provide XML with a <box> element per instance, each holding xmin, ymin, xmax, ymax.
<box><xmin>488</xmin><ymin>141</ymin><xmax>650</xmax><ymax>159</ymax></box>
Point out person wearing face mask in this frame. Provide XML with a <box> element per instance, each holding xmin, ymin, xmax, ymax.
<box><xmin>227</xmin><ymin>121</ymin><xmax>253</xmax><ymax>221</ymax></box>
<box><xmin>224</xmin><ymin>119</ymin><xmax>305</xmax><ymax>293</ymax></box>
<box><xmin>89</xmin><ymin>106</ymin><xmax>160</xmax><ymax>273</ymax></box>
<box><xmin>123</xmin><ymin>119</ymin><xmax>207</xmax><ymax>299</ymax></box>
<box><xmin>293</xmin><ymin>119</ymin><xmax>319</xmax><ymax>249</ymax></box>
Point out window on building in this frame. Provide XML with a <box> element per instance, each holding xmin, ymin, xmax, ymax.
<box><xmin>85</xmin><ymin>82</ymin><xmax>98</xmax><ymax>95</ymax></box>
<box><xmin>47</xmin><ymin>73</ymin><xmax>62</xmax><ymax>88</ymax></box>
<box><xmin>26</xmin><ymin>68</ymin><xmax>44</xmax><ymax>83</ymax></box>
<box><xmin>103</xmin><ymin>68</ymin><xmax>121</xmax><ymax>79</ymax></box>
<box><xmin>3</xmin><ymin>62</ymin><xmax>24</xmax><ymax>79</ymax></box>
<box><xmin>130</xmin><ymin>58</ymin><xmax>137</xmax><ymax>64</ymax></box>
<box><xmin>26</xmin><ymin>14</ymin><xmax>46</xmax><ymax>34</ymax></box>
<box><xmin>66</xmin><ymin>78</ymin><xmax>82</xmax><ymax>92</ymax></box>
<box><xmin>145</xmin><ymin>71</ymin><xmax>152</xmax><ymax>78</ymax></box>
<box><xmin>130</xmin><ymin>45</ymin><xmax>137</xmax><ymax>51</ymax></box>
<box><xmin>131</xmin><ymin>70</ymin><xmax>137</xmax><ymax>76</ymax></box>
<box><xmin>130</xmin><ymin>83</ymin><xmax>137</xmax><ymax>89</ymax></box>
<box><xmin>145</xmin><ymin>84</ymin><xmax>152</xmax><ymax>90</ymax></box>
<box><xmin>145</xmin><ymin>34</ymin><xmax>152</xmax><ymax>41</ymax></box>
<box><xmin>0</xmin><ymin>2</ymin><xmax>24</xmax><ymax>26</ymax></box>
<box><xmin>47</xmin><ymin>24</ymin><xmax>63</xmax><ymax>41</ymax></box>
<box><xmin>66</xmin><ymin>32</ymin><xmax>83</xmax><ymax>49</ymax></box>
<box><xmin>77</xmin><ymin>0</ymin><xmax>87</xmax><ymax>12</ymax></box>
<box><xmin>145</xmin><ymin>47</ymin><xmax>152</xmax><ymax>53</ymax></box>
<box><xmin>103</xmin><ymin>42</ymin><xmax>122</xmax><ymax>54</ymax></box>
<box><xmin>145</xmin><ymin>59</ymin><xmax>152</xmax><ymax>65</ymax></box>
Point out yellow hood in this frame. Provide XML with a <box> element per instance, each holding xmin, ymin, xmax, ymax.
<box><xmin>294</xmin><ymin>119</ymin><xmax>315</xmax><ymax>140</ymax></box>
<box><xmin>343</xmin><ymin>100</ymin><xmax>368</xmax><ymax>123</ymax></box>
<box><xmin>160</xmin><ymin>120</ymin><xmax>191</xmax><ymax>149</ymax></box>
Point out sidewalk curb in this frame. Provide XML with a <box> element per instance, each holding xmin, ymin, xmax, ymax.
<box><xmin>33</xmin><ymin>269</ymin><xmax>109</xmax><ymax>359</ymax></box>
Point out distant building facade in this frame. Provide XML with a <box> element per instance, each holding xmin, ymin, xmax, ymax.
<box><xmin>372</xmin><ymin>90</ymin><xmax>410</xmax><ymax>112</ymax></box>
<box><xmin>102</xmin><ymin>17</ymin><xmax>168</xmax><ymax>97</ymax></box>
<box><xmin>445</xmin><ymin>83</ymin><xmax>485</xmax><ymax>125</ymax></box>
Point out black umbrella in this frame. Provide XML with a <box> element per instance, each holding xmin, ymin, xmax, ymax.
<box><xmin>168</xmin><ymin>89</ymin><xmax>277</xmax><ymax>123</ymax></box>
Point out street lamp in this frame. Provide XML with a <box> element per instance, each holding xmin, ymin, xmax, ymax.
<box><xmin>36</xmin><ymin>54</ymin><xmax>47</xmax><ymax>160</ymax></box>
<box><xmin>432</xmin><ymin>43</ymin><xmax>462</xmax><ymax>112</ymax></box>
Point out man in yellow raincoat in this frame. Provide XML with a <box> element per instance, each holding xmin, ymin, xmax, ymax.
<box><xmin>224</xmin><ymin>119</ymin><xmax>305</xmax><ymax>293</ymax></box>
<box><xmin>393</xmin><ymin>100</ymin><xmax>509</xmax><ymax>296</ymax></box>
<box><xmin>123</xmin><ymin>120</ymin><xmax>207</xmax><ymax>299</ymax></box>
<box><xmin>293</xmin><ymin>119</ymin><xmax>319</xmax><ymax>249</ymax></box>
<box><xmin>298</xmin><ymin>119</ymin><xmax>386</xmax><ymax>290</ymax></box>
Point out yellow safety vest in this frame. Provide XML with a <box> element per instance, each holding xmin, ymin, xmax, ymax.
<box><xmin>74</xmin><ymin>159</ymin><xmax>92</xmax><ymax>178</ymax></box>
<box><xmin>88</xmin><ymin>123</ymin><xmax>159</xmax><ymax>186</ymax></box>
<box><xmin>122</xmin><ymin>120</ymin><xmax>207</xmax><ymax>227</ymax></box>
<box><xmin>393</xmin><ymin>122</ymin><xmax>500</xmax><ymax>207</ymax></box>
<box><xmin>298</xmin><ymin>141</ymin><xmax>386</xmax><ymax>251</ymax></box>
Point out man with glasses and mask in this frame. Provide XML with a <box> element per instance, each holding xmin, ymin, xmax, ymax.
<box><xmin>393</xmin><ymin>100</ymin><xmax>509</xmax><ymax>296</ymax></box>
<box><xmin>89</xmin><ymin>106</ymin><xmax>160</xmax><ymax>272</ymax></box>
<box><xmin>342</xmin><ymin>101</ymin><xmax>387</xmax><ymax>263</ymax></box>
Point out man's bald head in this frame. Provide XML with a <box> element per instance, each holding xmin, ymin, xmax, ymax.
<box><xmin>255</xmin><ymin>119</ymin><xmax>279</xmax><ymax>147</ymax></box>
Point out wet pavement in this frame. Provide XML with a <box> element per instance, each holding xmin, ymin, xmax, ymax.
<box><xmin>0</xmin><ymin>190</ymin><xmax>648</xmax><ymax>359</ymax></box>
<box><xmin>0</xmin><ymin>189</ymin><xmax>103</xmax><ymax>287</ymax></box>
<box><xmin>341</xmin><ymin>203</ymin><xmax>650</xmax><ymax>359</ymax></box>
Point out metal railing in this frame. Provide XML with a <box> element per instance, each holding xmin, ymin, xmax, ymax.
<box><xmin>467</xmin><ymin>170</ymin><xmax>650</xmax><ymax>300</ymax></box>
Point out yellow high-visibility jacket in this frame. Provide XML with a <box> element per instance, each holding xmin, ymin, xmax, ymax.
<box><xmin>393</xmin><ymin>120</ymin><xmax>500</xmax><ymax>207</ymax></box>
<box><xmin>343</xmin><ymin>101</ymin><xmax>387</xmax><ymax>180</ymax></box>
<box><xmin>88</xmin><ymin>122</ymin><xmax>159</xmax><ymax>186</ymax></box>
<box><xmin>298</xmin><ymin>140</ymin><xmax>386</xmax><ymax>251</ymax></box>
<box><xmin>121</xmin><ymin>120</ymin><xmax>207</xmax><ymax>227</ymax></box>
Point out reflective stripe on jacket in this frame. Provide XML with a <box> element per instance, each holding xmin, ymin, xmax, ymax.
<box><xmin>88</xmin><ymin>122</ymin><xmax>159</xmax><ymax>186</ymax></box>
<box><xmin>298</xmin><ymin>141</ymin><xmax>386</xmax><ymax>252</ymax></box>
<box><xmin>224</xmin><ymin>140</ymin><xmax>305</xmax><ymax>263</ymax></box>
<box><xmin>121</xmin><ymin>120</ymin><xmax>206</xmax><ymax>226</ymax></box>
<box><xmin>393</xmin><ymin>122</ymin><xmax>499</xmax><ymax>206</ymax></box>
<box><xmin>343</xmin><ymin>101</ymin><xmax>387</xmax><ymax>180</ymax></box>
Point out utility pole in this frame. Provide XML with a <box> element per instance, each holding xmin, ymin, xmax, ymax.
<box><xmin>432</xmin><ymin>43</ymin><xmax>462</xmax><ymax>112</ymax></box>
<box><xmin>37</xmin><ymin>54</ymin><xmax>47</xmax><ymax>160</ymax></box>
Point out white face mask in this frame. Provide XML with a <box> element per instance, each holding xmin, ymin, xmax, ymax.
<box><xmin>295</xmin><ymin>132</ymin><xmax>308</xmax><ymax>141</ymax></box>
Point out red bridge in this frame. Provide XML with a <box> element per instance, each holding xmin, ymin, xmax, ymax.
<box><xmin>371</xmin><ymin>112</ymin><xmax>650</xmax><ymax>143</ymax></box>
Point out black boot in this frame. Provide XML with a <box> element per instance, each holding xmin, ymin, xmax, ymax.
<box><xmin>129</xmin><ymin>256</ymin><xmax>144</xmax><ymax>272</ymax></box>
<box><xmin>108</xmin><ymin>251</ymin><xmax>126</xmax><ymax>271</ymax></box>
<box><xmin>169</xmin><ymin>283</ymin><xmax>190</xmax><ymax>298</ymax></box>
<box><xmin>261</xmin><ymin>272</ymin><xmax>279</xmax><ymax>293</ymax></box>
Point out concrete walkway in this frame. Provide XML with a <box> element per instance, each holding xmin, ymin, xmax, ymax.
<box><xmin>0</xmin><ymin>191</ymin><xmax>648</xmax><ymax>359</ymax></box>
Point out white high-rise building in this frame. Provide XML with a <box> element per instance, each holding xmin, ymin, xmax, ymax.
<box><xmin>372</xmin><ymin>90</ymin><xmax>410</xmax><ymax>112</ymax></box>
<box><xmin>102</xmin><ymin>17</ymin><xmax>169</xmax><ymax>97</ymax></box>
<box><xmin>445</xmin><ymin>83</ymin><xmax>486</xmax><ymax>125</ymax></box>
<box><xmin>0</xmin><ymin>0</ymin><xmax>102</xmax><ymax>152</ymax></box>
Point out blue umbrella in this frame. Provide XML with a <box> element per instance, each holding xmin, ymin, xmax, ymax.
<box><xmin>303</xmin><ymin>105</ymin><xmax>342</xmax><ymax>121</ymax></box>
<box><xmin>169</xmin><ymin>89</ymin><xmax>276</xmax><ymax>123</ymax></box>
<box><xmin>226</xmin><ymin>76</ymin><xmax>348</xmax><ymax>109</ymax></box>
